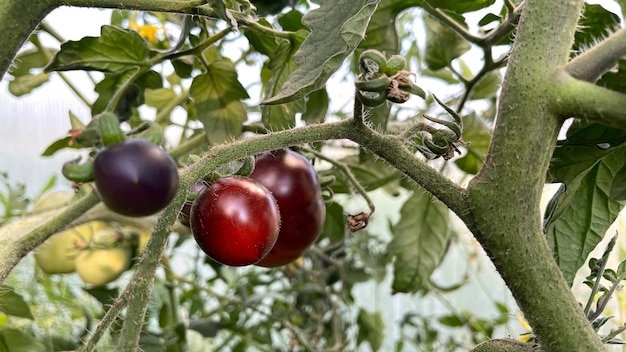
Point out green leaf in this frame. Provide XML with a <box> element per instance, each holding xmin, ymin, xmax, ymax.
<box><xmin>45</xmin><ymin>25</ymin><xmax>154</xmax><ymax>73</ymax></box>
<box><xmin>454</xmin><ymin>113</ymin><xmax>491</xmax><ymax>174</ymax></box>
<box><xmin>302</xmin><ymin>88</ymin><xmax>329</xmax><ymax>124</ymax></box>
<box><xmin>438</xmin><ymin>314</ymin><xmax>465</xmax><ymax>327</ymax></box>
<box><xmin>359</xmin><ymin>0</ymin><xmax>418</xmax><ymax>54</ymax></box>
<box><xmin>546</xmin><ymin>130</ymin><xmax>626</xmax><ymax>286</ymax></box>
<box><xmin>190</xmin><ymin>60</ymin><xmax>249</xmax><ymax>144</ymax></box>
<box><xmin>145</xmin><ymin>88</ymin><xmax>178</xmax><ymax>110</ymax></box>
<box><xmin>8</xmin><ymin>73</ymin><xmax>50</xmax><ymax>96</ymax></box>
<box><xmin>0</xmin><ymin>328</ymin><xmax>48</xmax><ymax>351</ymax></box>
<box><xmin>8</xmin><ymin>47</ymin><xmax>56</xmax><ymax>78</ymax></box>
<box><xmin>260</xmin><ymin>31</ymin><xmax>307</xmax><ymax>129</ymax></box>
<box><xmin>597</xmin><ymin>59</ymin><xmax>626</xmax><ymax>95</ymax></box>
<box><xmin>318</xmin><ymin>154</ymin><xmax>403</xmax><ymax>194</ymax></box>
<box><xmin>92</xmin><ymin>69</ymin><xmax>140</xmax><ymax>116</ymax></box>
<box><xmin>0</xmin><ymin>286</ymin><xmax>33</xmax><ymax>320</ymax></box>
<box><xmin>564</xmin><ymin>120</ymin><xmax>626</xmax><ymax>147</ymax></box>
<box><xmin>469</xmin><ymin>70</ymin><xmax>501</xmax><ymax>100</ymax></box>
<box><xmin>428</xmin><ymin>0</ymin><xmax>495</xmax><ymax>13</ymax></box>
<box><xmin>263</xmin><ymin>0</ymin><xmax>380</xmax><ymax>105</ymax></box>
<box><xmin>423</xmin><ymin>13</ymin><xmax>471</xmax><ymax>70</ymax></box>
<box><xmin>41</xmin><ymin>136</ymin><xmax>84</xmax><ymax>157</ymax></box>
<box><xmin>573</xmin><ymin>4</ymin><xmax>620</xmax><ymax>56</ymax></box>
<box><xmin>278</xmin><ymin>10</ymin><xmax>308</xmax><ymax>32</ymax></box>
<box><xmin>609</xmin><ymin>157</ymin><xmax>626</xmax><ymax>201</ymax></box>
<box><xmin>357</xmin><ymin>309</ymin><xmax>385</xmax><ymax>351</ymax></box>
<box><xmin>389</xmin><ymin>190</ymin><xmax>449</xmax><ymax>293</ymax></box>
<box><xmin>322</xmin><ymin>201</ymin><xmax>346</xmax><ymax>243</ymax></box>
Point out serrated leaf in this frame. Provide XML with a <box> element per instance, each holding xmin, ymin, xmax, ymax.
<box><xmin>190</xmin><ymin>61</ymin><xmax>249</xmax><ymax>144</ymax></box>
<box><xmin>8</xmin><ymin>47</ymin><xmax>56</xmax><ymax>78</ymax></box>
<box><xmin>8</xmin><ymin>72</ymin><xmax>50</xmax><ymax>96</ymax></box>
<box><xmin>263</xmin><ymin>0</ymin><xmax>380</xmax><ymax>105</ymax></box>
<box><xmin>45</xmin><ymin>25</ymin><xmax>155</xmax><ymax>73</ymax></box>
<box><xmin>423</xmin><ymin>13</ymin><xmax>471</xmax><ymax>70</ymax></box>
<box><xmin>389</xmin><ymin>190</ymin><xmax>449</xmax><ymax>293</ymax></box>
<box><xmin>0</xmin><ymin>286</ymin><xmax>33</xmax><ymax>320</ymax></box>
<box><xmin>454</xmin><ymin>113</ymin><xmax>491</xmax><ymax>174</ymax></box>
<box><xmin>547</xmin><ymin>134</ymin><xmax>626</xmax><ymax>286</ymax></box>
<box><xmin>357</xmin><ymin>309</ymin><xmax>385</xmax><ymax>351</ymax></box>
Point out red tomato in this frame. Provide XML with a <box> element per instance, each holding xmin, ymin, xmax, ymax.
<box><xmin>250</xmin><ymin>149</ymin><xmax>325</xmax><ymax>267</ymax></box>
<box><xmin>190</xmin><ymin>176</ymin><xmax>280</xmax><ymax>266</ymax></box>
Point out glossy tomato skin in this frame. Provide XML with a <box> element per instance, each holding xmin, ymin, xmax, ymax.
<box><xmin>94</xmin><ymin>139</ymin><xmax>179</xmax><ymax>217</ymax></box>
<box><xmin>190</xmin><ymin>176</ymin><xmax>281</xmax><ymax>266</ymax></box>
<box><xmin>250</xmin><ymin>149</ymin><xmax>325</xmax><ymax>267</ymax></box>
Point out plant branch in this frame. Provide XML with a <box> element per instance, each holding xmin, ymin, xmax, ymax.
<box><xmin>0</xmin><ymin>189</ymin><xmax>100</xmax><ymax>284</ymax></box>
<box><xmin>344</xmin><ymin>124</ymin><xmax>472</xmax><ymax>224</ymax></box>
<box><xmin>467</xmin><ymin>0</ymin><xmax>605</xmax><ymax>351</ymax></box>
<box><xmin>0</xmin><ymin>0</ymin><xmax>59</xmax><ymax>81</ymax></box>
<box><xmin>552</xmin><ymin>72</ymin><xmax>626</xmax><ymax>129</ymax></box>
<box><xmin>565</xmin><ymin>28</ymin><xmax>626</xmax><ymax>82</ymax></box>
<box><xmin>469</xmin><ymin>339</ymin><xmax>538</xmax><ymax>352</ymax></box>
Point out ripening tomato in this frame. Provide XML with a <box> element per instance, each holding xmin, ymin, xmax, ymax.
<box><xmin>250</xmin><ymin>149</ymin><xmax>325</xmax><ymax>267</ymax></box>
<box><xmin>190</xmin><ymin>176</ymin><xmax>280</xmax><ymax>266</ymax></box>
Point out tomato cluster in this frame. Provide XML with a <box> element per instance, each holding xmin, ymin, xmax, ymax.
<box><xmin>33</xmin><ymin>190</ymin><xmax>145</xmax><ymax>287</ymax></box>
<box><xmin>188</xmin><ymin>149</ymin><xmax>326</xmax><ymax>267</ymax></box>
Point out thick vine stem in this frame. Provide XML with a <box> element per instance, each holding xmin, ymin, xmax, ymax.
<box><xmin>0</xmin><ymin>190</ymin><xmax>100</xmax><ymax>283</ymax></box>
<box><xmin>0</xmin><ymin>0</ymin><xmax>60</xmax><ymax>80</ymax></box>
<box><xmin>551</xmin><ymin>71</ymin><xmax>626</xmax><ymax>129</ymax></box>
<box><xmin>469</xmin><ymin>339</ymin><xmax>539</xmax><ymax>352</ymax></box>
<box><xmin>467</xmin><ymin>0</ymin><xmax>604</xmax><ymax>351</ymax></box>
<box><xmin>565</xmin><ymin>28</ymin><xmax>626</xmax><ymax>82</ymax></box>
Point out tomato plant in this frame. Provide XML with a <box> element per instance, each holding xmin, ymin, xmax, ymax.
<box><xmin>250</xmin><ymin>149</ymin><xmax>325</xmax><ymax>267</ymax></box>
<box><xmin>190</xmin><ymin>176</ymin><xmax>280</xmax><ymax>266</ymax></box>
<box><xmin>94</xmin><ymin>139</ymin><xmax>179</xmax><ymax>217</ymax></box>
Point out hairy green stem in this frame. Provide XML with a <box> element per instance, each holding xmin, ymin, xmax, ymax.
<box><xmin>0</xmin><ymin>0</ymin><xmax>59</xmax><ymax>80</ymax></box>
<box><xmin>565</xmin><ymin>28</ymin><xmax>626</xmax><ymax>82</ymax></box>
<box><xmin>0</xmin><ymin>190</ymin><xmax>100</xmax><ymax>283</ymax></box>
<box><xmin>345</xmin><ymin>124</ymin><xmax>472</xmax><ymax>223</ymax></box>
<box><xmin>467</xmin><ymin>1</ymin><xmax>604</xmax><ymax>351</ymax></box>
<box><xmin>552</xmin><ymin>72</ymin><xmax>626</xmax><ymax>129</ymax></box>
<box><xmin>470</xmin><ymin>339</ymin><xmax>538</xmax><ymax>352</ymax></box>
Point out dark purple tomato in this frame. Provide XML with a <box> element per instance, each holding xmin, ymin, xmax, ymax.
<box><xmin>250</xmin><ymin>149</ymin><xmax>325</xmax><ymax>267</ymax></box>
<box><xmin>190</xmin><ymin>176</ymin><xmax>281</xmax><ymax>266</ymax></box>
<box><xmin>94</xmin><ymin>139</ymin><xmax>179</xmax><ymax>217</ymax></box>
